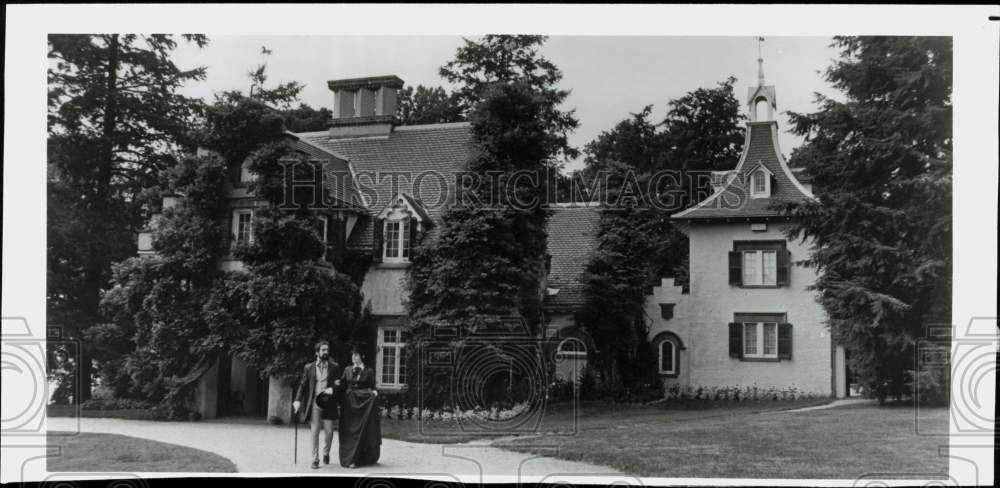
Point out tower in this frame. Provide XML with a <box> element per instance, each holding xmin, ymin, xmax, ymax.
<box><xmin>747</xmin><ymin>37</ymin><xmax>777</xmax><ymax>122</ymax></box>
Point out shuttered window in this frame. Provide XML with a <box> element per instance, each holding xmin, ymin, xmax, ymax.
<box><xmin>730</xmin><ymin>241</ymin><xmax>791</xmax><ymax>287</ymax></box>
<box><xmin>730</xmin><ymin>314</ymin><xmax>792</xmax><ymax>361</ymax></box>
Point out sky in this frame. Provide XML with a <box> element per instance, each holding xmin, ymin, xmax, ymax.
<box><xmin>170</xmin><ymin>36</ymin><xmax>843</xmax><ymax>172</ymax></box>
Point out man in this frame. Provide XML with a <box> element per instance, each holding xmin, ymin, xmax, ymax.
<box><xmin>293</xmin><ymin>340</ymin><xmax>342</xmax><ymax>469</ymax></box>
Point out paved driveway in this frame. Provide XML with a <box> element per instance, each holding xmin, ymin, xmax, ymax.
<box><xmin>46</xmin><ymin>416</ymin><xmax>622</xmax><ymax>480</ymax></box>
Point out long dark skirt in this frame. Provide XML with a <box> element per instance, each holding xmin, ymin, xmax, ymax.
<box><xmin>338</xmin><ymin>389</ymin><xmax>381</xmax><ymax>467</ymax></box>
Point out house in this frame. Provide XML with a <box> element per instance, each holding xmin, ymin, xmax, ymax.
<box><xmin>139</xmin><ymin>75</ymin><xmax>602</xmax><ymax>421</ymax></box>
<box><xmin>644</xmin><ymin>71</ymin><xmax>849</xmax><ymax>398</ymax></box>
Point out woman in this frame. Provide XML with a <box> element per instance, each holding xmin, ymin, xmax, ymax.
<box><xmin>337</xmin><ymin>349</ymin><xmax>381</xmax><ymax>468</ymax></box>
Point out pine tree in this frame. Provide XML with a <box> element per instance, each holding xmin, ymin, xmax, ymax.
<box><xmin>48</xmin><ymin>34</ymin><xmax>209</xmax><ymax>400</ymax></box>
<box><xmin>406</xmin><ymin>36</ymin><xmax>578</xmax><ymax>409</ymax></box>
<box><xmin>781</xmin><ymin>36</ymin><xmax>952</xmax><ymax>403</ymax></box>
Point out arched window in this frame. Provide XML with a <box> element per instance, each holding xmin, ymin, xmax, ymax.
<box><xmin>754</xmin><ymin>98</ymin><xmax>771</xmax><ymax>121</ymax></box>
<box><xmin>659</xmin><ymin>340</ymin><xmax>677</xmax><ymax>375</ymax></box>
<box><xmin>652</xmin><ymin>331</ymin><xmax>683</xmax><ymax>378</ymax></box>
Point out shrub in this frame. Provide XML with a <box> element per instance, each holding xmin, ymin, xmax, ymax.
<box><xmin>910</xmin><ymin>366</ymin><xmax>950</xmax><ymax>406</ymax></box>
<box><xmin>80</xmin><ymin>398</ymin><xmax>152</xmax><ymax>410</ymax></box>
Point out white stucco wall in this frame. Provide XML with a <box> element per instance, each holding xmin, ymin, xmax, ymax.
<box><xmin>647</xmin><ymin>221</ymin><xmax>842</xmax><ymax>397</ymax></box>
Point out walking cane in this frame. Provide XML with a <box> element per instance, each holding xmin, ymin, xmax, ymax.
<box><xmin>292</xmin><ymin>405</ymin><xmax>298</xmax><ymax>465</ymax></box>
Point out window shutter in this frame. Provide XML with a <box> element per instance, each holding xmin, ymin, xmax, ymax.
<box><xmin>372</xmin><ymin>218</ymin><xmax>384</xmax><ymax>263</ymax></box>
<box><xmin>728</xmin><ymin>322</ymin><xmax>743</xmax><ymax>358</ymax></box>
<box><xmin>409</xmin><ymin>217</ymin><xmax>419</xmax><ymax>259</ymax></box>
<box><xmin>778</xmin><ymin>323</ymin><xmax>793</xmax><ymax>360</ymax></box>
<box><xmin>329</xmin><ymin>217</ymin><xmax>347</xmax><ymax>266</ymax></box>
<box><xmin>728</xmin><ymin>251</ymin><xmax>742</xmax><ymax>286</ymax></box>
<box><xmin>776</xmin><ymin>248</ymin><xmax>791</xmax><ymax>286</ymax></box>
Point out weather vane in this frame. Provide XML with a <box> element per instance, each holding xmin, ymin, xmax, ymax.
<box><xmin>757</xmin><ymin>36</ymin><xmax>766</xmax><ymax>85</ymax></box>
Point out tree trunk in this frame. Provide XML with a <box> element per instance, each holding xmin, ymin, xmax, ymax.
<box><xmin>78</xmin><ymin>34</ymin><xmax>121</xmax><ymax>402</ymax></box>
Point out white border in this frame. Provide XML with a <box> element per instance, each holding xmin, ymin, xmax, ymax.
<box><xmin>4</xmin><ymin>4</ymin><xmax>997</xmax><ymax>486</ymax></box>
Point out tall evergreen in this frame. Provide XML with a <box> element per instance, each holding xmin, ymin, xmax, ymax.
<box><xmin>406</xmin><ymin>36</ymin><xmax>578</xmax><ymax>409</ymax></box>
<box><xmin>781</xmin><ymin>36</ymin><xmax>952</xmax><ymax>402</ymax></box>
<box><xmin>48</xmin><ymin>34</ymin><xmax>209</xmax><ymax>400</ymax></box>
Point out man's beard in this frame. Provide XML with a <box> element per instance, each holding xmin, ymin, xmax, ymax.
<box><xmin>320</xmin><ymin>353</ymin><xmax>329</xmax><ymax>360</ymax></box>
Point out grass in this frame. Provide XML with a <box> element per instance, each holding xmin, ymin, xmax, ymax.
<box><xmin>379</xmin><ymin>397</ymin><xmax>832</xmax><ymax>444</ymax></box>
<box><xmin>495</xmin><ymin>402</ymin><xmax>950</xmax><ymax>479</ymax></box>
<box><xmin>47</xmin><ymin>432</ymin><xmax>237</xmax><ymax>472</ymax></box>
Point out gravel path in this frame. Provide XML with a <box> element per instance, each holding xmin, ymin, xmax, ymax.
<box><xmin>780</xmin><ymin>398</ymin><xmax>871</xmax><ymax>413</ymax></box>
<box><xmin>46</xmin><ymin>416</ymin><xmax>622</xmax><ymax>479</ymax></box>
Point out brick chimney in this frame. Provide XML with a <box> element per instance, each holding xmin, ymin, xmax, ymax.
<box><xmin>327</xmin><ymin>75</ymin><xmax>404</xmax><ymax>138</ymax></box>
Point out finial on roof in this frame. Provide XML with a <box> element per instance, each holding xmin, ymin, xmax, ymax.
<box><xmin>757</xmin><ymin>36</ymin><xmax>766</xmax><ymax>85</ymax></box>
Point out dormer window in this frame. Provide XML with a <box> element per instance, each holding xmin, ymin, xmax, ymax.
<box><xmin>374</xmin><ymin>193</ymin><xmax>431</xmax><ymax>265</ymax></box>
<box><xmin>383</xmin><ymin>218</ymin><xmax>411</xmax><ymax>262</ymax></box>
<box><xmin>748</xmin><ymin>163</ymin><xmax>773</xmax><ymax>199</ymax></box>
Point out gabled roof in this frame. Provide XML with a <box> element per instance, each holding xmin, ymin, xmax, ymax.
<box><xmin>283</xmin><ymin>132</ymin><xmax>365</xmax><ymax>211</ymax></box>
<box><xmin>672</xmin><ymin>121</ymin><xmax>815</xmax><ymax>221</ymax></box>
<box><xmin>295</xmin><ymin>122</ymin><xmax>475</xmax><ymax>248</ymax></box>
<box><xmin>376</xmin><ymin>192</ymin><xmax>434</xmax><ymax>225</ymax></box>
<box><xmin>545</xmin><ymin>205</ymin><xmax>602</xmax><ymax>311</ymax></box>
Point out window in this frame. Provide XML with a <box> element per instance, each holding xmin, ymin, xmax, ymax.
<box><xmin>753</xmin><ymin>171</ymin><xmax>766</xmax><ymax>195</ymax></box>
<box><xmin>659</xmin><ymin>340</ymin><xmax>677</xmax><ymax>375</ymax></box>
<box><xmin>742</xmin><ymin>322</ymin><xmax>778</xmax><ymax>359</ymax></box>
<box><xmin>749</xmin><ymin>169</ymin><xmax>770</xmax><ymax>198</ymax></box>
<box><xmin>383</xmin><ymin>218</ymin><xmax>411</xmax><ymax>262</ymax></box>
<box><xmin>729</xmin><ymin>314</ymin><xmax>789</xmax><ymax>361</ymax></box>
<box><xmin>377</xmin><ymin>327</ymin><xmax>406</xmax><ymax>387</ymax></box>
<box><xmin>232</xmin><ymin>209</ymin><xmax>254</xmax><ymax>246</ymax></box>
<box><xmin>742</xmin><ymin>250</ymin><xmax>777</xmax><ymax>286</ymax></box>
<box><xmin>730</xmin><ymin>241</ymin><xmax>788</xmax><ymax>287</ymax></box>
<box><xmin>653</xmin><ymin>332</ymin><xmax>682</xmax><ymax>377</ymax></box>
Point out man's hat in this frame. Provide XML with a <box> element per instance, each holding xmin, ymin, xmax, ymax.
<box><xmin>316</xmin><ymin>391</ymin><xmax>336</xmax><ymax>410</ymax></box>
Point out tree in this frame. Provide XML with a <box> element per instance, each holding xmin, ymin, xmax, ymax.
<box><xmin>441</xmin><ymin>35</ymin><xmax>579</xmax><ymax>161</ymax></box>
<box><xmin>576</xmin><ymin>79</ymin><xmax>745</xmax><ymax>393</ymax></box>
<box><xmin>406</xmin><ymin>78</ymin><xmax>574</xmax><ymax>408</ymax></box>
<box><xmin>199</xmin><ymin>97</ymin><xmax>364</xmax><ymax>380</ymax></box>
<box><xmin>48</xmin><ymin>34</ymin><xmax>209</xmax><ymax>400</ymax></box>
<box><xmin>395</xmin><ymin>85</ymin><xmax>465</xmax><ymax>125</ymax></box>
<box><xmin>661</xmin><ymin>76</ymin><xmax>746</xmax><ymax>208</ymax></box>
<box><xmin>216</xmin><ymin>45</ymin><xmax>304</xmax><ymax>109</ymax></box>
<box><xmin>781</xmin><ymin>36</ymin><xmax>952</xmax><ymax>403</ymax></box>
<box><xmin>99</xmin><ymin>152</ymin><xmax>231</xmax><ymax>415</ymax></box>
<box><xmin>283</xmin><ymin>103</ymin><xmax>333</xmax><ymax>132</ymax></box>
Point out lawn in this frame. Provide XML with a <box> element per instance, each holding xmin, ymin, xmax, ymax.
<box><xmin>493</xmin><ymin>402</ymin><xmax>950</xmax><ymax>479</ymax></box>
<box><xmin>380</xmin><ymin>397</ymin><xmax>831</xmax><ymax>443</ymax></box>
<box><xmin>47</xmin><ymin>432</ymin><xmax>237</xmax><ymax>472</ymax></box>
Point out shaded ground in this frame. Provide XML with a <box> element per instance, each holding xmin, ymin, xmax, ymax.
<box><xmin>494</xmin><ymin>402</ymin><xmax>950</xmax><ymax>479</ymax></box>
<box><xmin>47</xmin><ymin>432</ymin><xmax>237</xmax><ymax>472</ymax></box>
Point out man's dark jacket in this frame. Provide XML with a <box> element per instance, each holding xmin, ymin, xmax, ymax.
<box><xmin>294</xmin><ymin>359</ymin><xmax>342</xmax><ymax>423</ymax></box>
